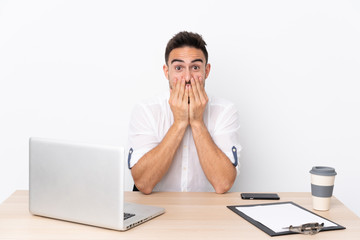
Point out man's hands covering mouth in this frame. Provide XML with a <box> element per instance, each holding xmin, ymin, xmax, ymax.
<box><xmin>169</xmin><ymin>76</ymin><xmax>208</xmax><ymax>128</ymax></box>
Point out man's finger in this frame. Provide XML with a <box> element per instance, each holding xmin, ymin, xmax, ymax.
<box><xmin>198</xmin><ymin>76</ymin><xmax>208</xmax><ymax>103</ymax></box>
<box><xmin>191</xmin><ymin>77</ymin><xmax>201</xmax><ymax>103</ymax></box>
<box><xmin>173</xmin><ymin>77</ymin><xmax>181</xmax><ymax>99</ymax></box>
<box><xmin>179</xmin><ymin>77</ymin><xmax>186</xmax><ymax>102</ymax></box>
<box><xmin>185</xmin><ymin>84</ymin><xmax>190</xmax><ymax>105</ymax></box>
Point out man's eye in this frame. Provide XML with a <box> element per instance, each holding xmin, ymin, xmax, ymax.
<box><xmin>175</xmin><ymin>66</ymin><xmax>182</xmax><ymax>71</ymax></box>
<box><xmin>193</xmin><ymin>66</ymin><xmax>200</xmax><ymax>70</ymax></box>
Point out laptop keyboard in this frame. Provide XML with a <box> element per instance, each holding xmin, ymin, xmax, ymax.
<box><xmin>124</xmin><ymin>213</ymin><xmax>135</xmax><ymax>220</ymax></box>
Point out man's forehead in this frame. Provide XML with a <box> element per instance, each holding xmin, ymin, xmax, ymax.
<box><xmin>168</xmin><ymin>47</ymin><xmax>205</xmax><ymax>64</ymax></box>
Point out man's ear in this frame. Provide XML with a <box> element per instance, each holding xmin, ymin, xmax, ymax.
<box><xmin>205</xmin><ymin>63</ymin><xmax>211</xmax><ymax>79</ymax></box>
<box><xmin>163</xmin><ymin>64</ymin><xmax>169</xmax><ymax>80</ymax></box>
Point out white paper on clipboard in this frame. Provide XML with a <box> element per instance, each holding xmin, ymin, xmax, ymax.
<box><xmin>236</xmin><ymin>202</ymin><xmax>336</xmax><ymax>233</ymax></box>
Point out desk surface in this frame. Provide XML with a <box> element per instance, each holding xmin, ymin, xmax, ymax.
<box><xmin>0</xmin><ymin>191</ymin><xmax>359</xmax><ymax>239</ymax></box>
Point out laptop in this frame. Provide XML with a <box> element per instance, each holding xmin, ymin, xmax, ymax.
<box><xmin>29</xmin><ymin>137</ymin><xmax>165</xmax><ymax>231</ymax></box>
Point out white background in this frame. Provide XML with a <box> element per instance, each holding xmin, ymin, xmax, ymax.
<box><xmin>1</xmin><ymin>0</ymin><xmax>359</xmax><ymax>217</ymax></box>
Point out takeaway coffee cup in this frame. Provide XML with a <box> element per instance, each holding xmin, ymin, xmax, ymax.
<box><xmin>310</xmin><ymin>166</ymin><xmax>337</xmax><ymax>211</ymax></box>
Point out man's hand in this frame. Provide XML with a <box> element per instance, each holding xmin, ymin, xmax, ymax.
<box><xmin>169</xmin><ymin>77</ymin><xmax>190</xmax><ymax>128</ymax></box>
<box><xmin>187</xmin><ymin>76</ymin><xmax>236</xmax><ymax>193</ymax></box>
<box><xmin>188</xmin><ymin>76</ymin><xmax>208</xmax><ymax>126</ymax></box>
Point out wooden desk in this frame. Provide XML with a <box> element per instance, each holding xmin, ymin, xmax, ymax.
<box><xmin>0</xmin><ymin>191</ymin><xmax>359</xmax><ymax>239</ymax></box>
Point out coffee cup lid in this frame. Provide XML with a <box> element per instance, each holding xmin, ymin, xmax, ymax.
<box><xmin>310</xmin><ymin>166</ymin><xmax>337</xmax><ymax>176</ymax></box>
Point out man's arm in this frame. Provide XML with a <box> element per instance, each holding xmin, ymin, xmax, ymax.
<box><xmin>191</xmin><ymin>122</ymin><xmax>237</xmax><ymax>193</ymax></box>
<box><xmin>131</xmin><ymin>122</ymin><xmax>187</xmax><ymax>194</ymax></box>
<box><xmin>131</xmin><ymin>78</ymin><xmax>189</xmax><ymax>194</ymax></box>
<box><xmin>188</xmin><ymin>77</ymin><xmax>237</xmax><ymax>193</ymax></box>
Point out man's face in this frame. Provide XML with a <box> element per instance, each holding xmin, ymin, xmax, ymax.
<box><xmin>163</xmin><ymin>46</ymin><xmax>211</xmax><ymax>89</ymax></box>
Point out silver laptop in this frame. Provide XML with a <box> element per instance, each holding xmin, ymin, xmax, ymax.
<box><xmin>29</xmin><ymin>137</ymin><xmax>165</xmax><ymax>231</ymax></box>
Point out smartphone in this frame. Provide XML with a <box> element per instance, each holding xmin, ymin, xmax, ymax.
<box><xmin>241</xmin><ymin>193</ymin><xmax>280</xmax><ymax>200</ymax></box>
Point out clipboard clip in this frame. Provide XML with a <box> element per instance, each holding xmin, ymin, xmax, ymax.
<box><xmin>283</xmin><ymin>222</ymin><xmax>324</xmax><ymax>235</ymax></box>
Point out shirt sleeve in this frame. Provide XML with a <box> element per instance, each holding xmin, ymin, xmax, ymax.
<box><xmin>212</xmin><ymin>103</ymin><xmax>242</xmax><ymax>174</ymax></box>
<box><xmin>127</xmin><ymin>103</ymin><xmax>159</xmax><ymax>169</ymax></box>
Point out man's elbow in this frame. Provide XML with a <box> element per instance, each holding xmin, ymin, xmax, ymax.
<box><xmin>134</xmin><ymin>181</ymin><xmax>154</xmax><ymax>195</ymax></box>
<box><xmin>214</xmin><ymin>173</ymin><xmax>236</xmax><ymax>194</ymax></box>
<box><xmin>139</xmin><ymin>187</ymin><xmax>153</xmax><ymax>195</ymax></box>
<box><xmin>214</xmin><ymin>181</ymin><xmax>234</xmax><ymax>194</ymax></box>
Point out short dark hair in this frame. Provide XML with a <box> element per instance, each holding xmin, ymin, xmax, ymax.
<box><xmin>165</xmin><ymin>31</ymin><xmax>208</xmax><ymax>65</ymax></box>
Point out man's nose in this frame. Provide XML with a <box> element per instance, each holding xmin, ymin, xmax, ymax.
<box><xmin>184</xmin><ymin>69</ymin><xmax>191</xmax><ymax>81</ymax></box>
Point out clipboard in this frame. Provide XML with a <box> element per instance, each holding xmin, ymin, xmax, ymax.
<box><xmin>227</xmin><ymin>201</ymin><xmax>345</xmax><ymax>237</ymax></box>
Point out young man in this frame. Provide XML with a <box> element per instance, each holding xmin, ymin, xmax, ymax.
<box><xmin>128</xmin><ymin>31</ymin><xmax>241</xmax><ymax>194</ymax></box>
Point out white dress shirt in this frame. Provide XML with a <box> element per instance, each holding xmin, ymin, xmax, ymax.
<box><xmin>127</xmin><ymin>92</ymin><xmax>241</xmax><ymax>192</ymax></box>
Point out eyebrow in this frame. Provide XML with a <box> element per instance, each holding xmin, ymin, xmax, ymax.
<box><xmin>191</xmin><ymin>59</ymin><xmax>203</xmax><ymax>63</ymax></box>
<box><xmin>171</xmin><ymin>59</ymin><xmax>184</xmax><ymax>64</ymax></box>
<box><xmin>170</xmin><ymin>59</ymin><xmax>204</xmax><ymax>64</ymax></box>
